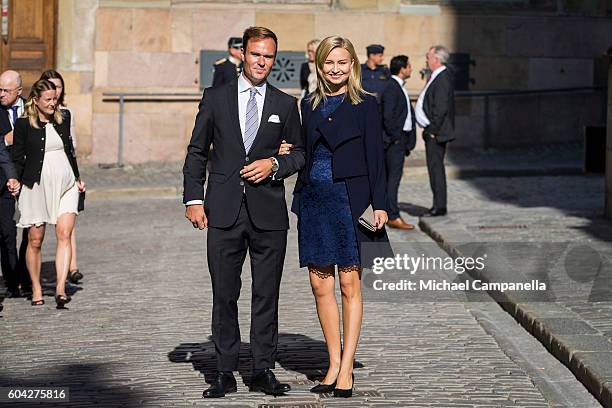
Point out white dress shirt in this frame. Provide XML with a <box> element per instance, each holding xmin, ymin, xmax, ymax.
<box><xmin>391</xmin><ymin>75</ymin><xmax>413</xmax><ymax>132</ymax></box>
<box><xmin>238</xmin><ymin>73</ymin><xmax>266</xmax><ymax>138</ymax></box>
<box><xmin>415</xmin><ymin>65</ymin><xmax>446</xmax><ymax>129</ymax></box>
<box><xmin>186</xmin><ymin>74</ymin><xmax>271</xmax><ymax>206</ymax></box>
<box><xmin>5</xmin><ymin>97</ymin><xmax>24</xmax><ymax>146</ymax></box>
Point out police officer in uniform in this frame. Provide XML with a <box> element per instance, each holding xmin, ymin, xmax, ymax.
<box><xmin>212</xmin><ymin>37</ymin><xmax>243</xmax><ymax>87</ymax></box>
<box><xmin>361</xmin><ymin>44</ymin><xmax>390</xmax><ymax>102</ymax></box>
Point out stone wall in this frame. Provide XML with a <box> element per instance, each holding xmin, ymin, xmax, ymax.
<box><xmin>55</xmin><ymin>0</ymin><xmax>612</xmax><ymax>163</ymax></box>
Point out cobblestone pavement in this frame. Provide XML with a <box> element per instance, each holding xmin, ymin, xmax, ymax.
<box><xmin>0</xmin><ymin>168</ymin><xmax>602</xmax><ymax>407</ymax></box>
<box><xmin>400</xmin><ymin>165</ymin><xmax>611</xmax><ymax>406</ymax></box>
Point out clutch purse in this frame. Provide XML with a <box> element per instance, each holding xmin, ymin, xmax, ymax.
<box><xmin>358</xmin><ymin>205</ymin><xmax>376</xmax><ymax>232</ymax></box>
<box><xmin>78</xmin><ymin>191</ymin><xmax>85</xmax><ymax>212</ymax></box>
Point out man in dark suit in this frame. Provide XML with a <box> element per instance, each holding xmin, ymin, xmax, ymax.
<box><xmin>212</xmin><ymin>37</ymin><xmax>243</xmax><ymax>87</ymax></box>
<box><xmin>415</xmin><ymin>45</ymin><xmax>455</xmax><ymax>217</ymax></box>
<box><xmin>0</xmin><ymin>70</ymin><xmax>28</xmax><ymax>297</ymax></box>
<box><xmin>380</xmin><ymin>55</ymin><xmax>417</xmax><ymax>230</ymax></box>
<box><xmin>183</xmin><ymin>27</ymin><xmax>305</xmax><ymax>399</ymax></box>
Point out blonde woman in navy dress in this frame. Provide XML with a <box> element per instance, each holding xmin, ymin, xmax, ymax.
<box><xmin>291</xmin><ymin>36</ymin><xmax>392</xmax><ymax>398</ymax></box>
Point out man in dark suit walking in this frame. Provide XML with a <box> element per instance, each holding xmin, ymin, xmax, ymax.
<box><xmin>415</xmin><ymin>45</ymin><xmax>455</xmax><ymax>217</ymax></box>
<box><xmin>183</xmin><ymin>27</ymin><xmax>305</xmax><ymax>399</ymax></box>
<box><xmin>0</xmin><ymin>70</ymin><xmax>28</xmax><ymax>297</ymax></box>
<box><xmin>380</xmin><ymin>55</ymin><xmax>417</xmax><ymax>230</ymax></box>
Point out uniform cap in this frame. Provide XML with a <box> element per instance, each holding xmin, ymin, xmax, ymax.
<box><xmin>228</xmin><ymin>37</ymin><xmax>243</xmax><ymax>49</ymax></box>
<box><xmin>366</xmin><ymin>44</ymin><xmax>385</xmax><ymax>54</ymax></box>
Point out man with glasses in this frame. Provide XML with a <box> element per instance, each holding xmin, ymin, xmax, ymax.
<box><xmin>212</xmin><ymin>37</ymin><xmax>244</xmax><ymax>87</ymax></box>
<box><xmin>0</xmin><ymin>70</ymin><xmax>28</xmax><ymax>298</ymax></box>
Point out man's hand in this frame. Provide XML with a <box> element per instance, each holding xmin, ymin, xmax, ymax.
<box><xmin>185</xmin><ymin>204</ymin><xmax>208</xmax><ymax>229</ymax></box>
<box><xmin>240</xmin><ymin>159</ymin><xmax>273</xmax><ymax>184</ymax></box>
<box><xmin>373</xmin><ymin>210</ymin><xmax>388</xmax><ymax>230</ymax></box>
<box><xmin>4</xmin><ymin>131</ymin><xmax>13</xmax><ymax>146</ymax></box>
<box><xmin>6</xmin><ymin>178</ymin><xmax>20</xmax><ymax>196</ymax></box>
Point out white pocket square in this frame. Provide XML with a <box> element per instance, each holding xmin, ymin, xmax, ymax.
<box><xmin>267</xmin><ymin>114</ymin><xmax>280</xmax><ymax>123</ymax></box>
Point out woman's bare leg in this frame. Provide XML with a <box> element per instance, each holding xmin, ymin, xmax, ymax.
<box><xmin>26</xmin><ymin>225</ymin><xmax>46</xmax><ymax>302</ymax></box>
<box><xmin>69</xmin><ymin>222</ymin><xmax>78</xmax><ymax>272</ymax></box>
<box><xmin>336</xmin><ymin>265</ymin><xmax>362</xmax><ymax>389</ymax></box>
<box><xmin>54</xmin><ymin>213</ymin><xmax>76</xmax><ymax>297</ymax></box>
<box><xmin>309</xmin><ymin>265</ymin><xmax>342</xmax><ymax>384</ymax></box>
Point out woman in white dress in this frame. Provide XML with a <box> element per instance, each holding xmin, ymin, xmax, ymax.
<box><xmin>40</xmin><ymin>69</ymin><xmax>82</xmax><ymax>284</ymax></box>
<box><xmin>12</xmin><ymin>79</ymin><xmax>86</xmax><ymax>308</ymax></box>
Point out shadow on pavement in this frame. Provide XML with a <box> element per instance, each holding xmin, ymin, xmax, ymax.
<box><xmin>399</xmin><ymin>202</ymin><xmax>429</xmax><ymax>217</ymax></box>
<box><xmin>168</xmin><ymin>332</ymin><xmax>364</xmax><ymax>386</ymax></box>
<box><xmin>0</xmin><ymin>363</ymin><xmax>149</xmax><ymax>407</ymax></box>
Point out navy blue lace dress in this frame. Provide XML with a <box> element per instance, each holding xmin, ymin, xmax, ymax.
<box><xmin>298</xmin><ymin>94</ymin><xmax>360</xmax><ymax>268</ymax></box>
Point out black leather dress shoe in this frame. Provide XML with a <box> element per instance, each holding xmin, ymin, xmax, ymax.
<box><xmin>423</xmin><ymin>208</ymin><xmax>447</xmax><ymax>217</ymax></box>
<box><xmin>202</xmin><ymin>372</ymin><xmax>237</xmax><ymax>398</ymax></box>
<box><xmin>249</xmin><ymin>368</ymin><xmax>291</xmax><ymax>396</ymax></box>
<box><xmin>5</xmin><ymin>286</ymin><xmax>21</xmax><ymax>298</ymax></box>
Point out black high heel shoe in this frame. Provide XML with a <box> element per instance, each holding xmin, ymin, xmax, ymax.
<box><xmin>310</xmin><ymin>381</ymin><xmax>336</xmax><ymax>394</ymax></box>
<box><xmin>55</xmin><ymin>294</ymin><xmax>71</xmax><ymax>309</ymax></box>
<box><xmin>68</xmin><ymin>270</ymin><xmax>83</xmax><ymax>284</ymax></box>
<box><xmin>333</xmin><ymin>373</ymin><xmax>354</xmax><ymax>398</ymax></box>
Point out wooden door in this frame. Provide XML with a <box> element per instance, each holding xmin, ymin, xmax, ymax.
<box><xmin>0</xmin><ymin>0</ymin><xmax>57</xmax><ymax>95</ymax></box>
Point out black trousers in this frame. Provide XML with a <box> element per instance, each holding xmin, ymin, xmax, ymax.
<box><xmin>207</xmin><ymin>199</ymin><xmax>287</xmax><ymax>371</ymax></box>
<box><xmin>424</xmin><ymin>134</ymin><xmax>447</xmax><ymax>210</ymax></box>
<box><xmin>385</xmin><ymin>141</ymin><xmax>406</xmax><ymax>220</ymax></box>
<box><xmin>0</xmin><ymin>192</ymin><xmax>28</xmax><ymax>290</ymax></box>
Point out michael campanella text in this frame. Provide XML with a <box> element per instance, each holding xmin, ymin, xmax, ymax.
<box><xmin>373</xmin><ymin>279</ymin><xmax>547</xmax><ymax>292</ymax></box>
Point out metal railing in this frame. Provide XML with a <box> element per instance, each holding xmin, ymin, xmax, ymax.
<box><xmin>103</xmin><ymin>86</ymin><xmax>605</xmax><ymax>166</ymax></box>
<box><xmin>102</xmin><ymin>92</ymin><xmax>202</xmax><ymax>167</ymax></box>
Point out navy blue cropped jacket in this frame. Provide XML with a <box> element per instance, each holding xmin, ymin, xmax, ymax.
<box><xmin>292</xmin><ymin>93</ymin><xmax>391</xmax><ymax>263</ymax></box>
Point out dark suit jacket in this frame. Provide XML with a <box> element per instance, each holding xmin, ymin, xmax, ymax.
<box><xmin>12</xmin><ymin>112</ymin><xmax>79</xmax><ymax>188</ymax></box>
<box><xmin>183</xmin><ymin>78</ymin><xmax>305</xmax><ymax>231</ymax></box>
<box><xmin>380</xmin><ymin>79</ymin><xmax>416</xmax><ymax>152</ymax></box>
<box><xmin>212</xmin><ymin>59</ymin><xmax>240</xmax><ymax>87</ymax></box>
<box><xmin>292</xmin><ymin>94</ymin><xmax>392</xmax><ymax>264</ymax></box>
<box><xmin>423</xmin><ymin>68</ymin><xmax>455</xmax><ymax>143</ymax></box>
<box><xmin>299</xmin><ymin>62</ymin><xmax>310</xmax><ymax>92</ymax></box>
<box><xmin>0</xmin><ymin>98</ymin><xmax>24</xmax><ymax>193</ymax></box>
<box><xmin>0</xmin><ymin>140</ymin><xmax>16</xmax><ymax>187</ymax></box>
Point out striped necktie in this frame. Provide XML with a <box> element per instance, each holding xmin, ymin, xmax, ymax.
<box><xmin>243</xmin><ymin>87</ymin><xmax>259</xmax><ymax>153</ymax></box>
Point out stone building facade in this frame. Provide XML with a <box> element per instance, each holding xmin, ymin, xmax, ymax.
<box><xmin>55</xmin><ymin>0</ymin><xmax>612</xmax><ymax>163</ymax></box>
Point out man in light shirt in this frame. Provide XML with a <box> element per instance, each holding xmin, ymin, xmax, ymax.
<box><xmin>380</xmin><ymin>55</ymin><xmax>417</xmax><ymax>230</ymax></box>
<box><xmin>415</xmin><ymin>45</ymin><xmax>455</xmax><ymax>217</ymax></box>
<box><xmin>183</xmin><ymin>27</ymin><xmax>304</xmax><ymax>399</ymax></box>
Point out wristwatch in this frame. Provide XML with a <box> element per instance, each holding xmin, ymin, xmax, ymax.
<box><xmin>270</xmin><ymin>157</ymin><xmax>279</xmax><ymax>172</ymax></box>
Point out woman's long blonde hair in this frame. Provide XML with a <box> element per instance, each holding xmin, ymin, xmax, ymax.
<box><xmin>24</xmin><ymin>79</ymin><xmax>63</xmax><ymax>129</ymax></box>
<box><xmin>309</xmin><ymin>36</ymin><xmax>367</xmax><ymax>110</ymax></box>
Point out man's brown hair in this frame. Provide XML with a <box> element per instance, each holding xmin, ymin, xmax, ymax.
<box><xmin>242</xmin><ymin>26</ymin><xmax>278</xmax><ymax>55</ymax></box>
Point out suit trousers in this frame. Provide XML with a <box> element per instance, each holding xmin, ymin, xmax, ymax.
<box><xmin>0</xmin><ymin>192</ymin><xmax>18</xmax><ymax>289</ymax></box>
<box><xmin>385</xmin><ymin>141</ymin><xmax>406</xmax><ymax>220</ymax></box>
<box><xmin>207</xmin><ymin>198</ymin><xmax>287</xmax><ymax>371</ymax></box>
<box><xmin>424</xmin><ymin>134</ymin><xmax>447</xmax><ymax>210</ymax></box>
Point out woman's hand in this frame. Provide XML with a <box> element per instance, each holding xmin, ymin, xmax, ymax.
<box><xmin>373</xmin><ymin>210</ymin><xmax>388</xmax><ymax>230</ymax></box>
<box><xmin>278</xmin><ymin>139</ymin><xmax>292</xmax><ymax>155</ymax></box>
<box><xmin>6</xmin><ymin>178</ymin><xmax>20</xmax><ymax>197</ymax></box>
<box><xmin>77</xmin><ymin>180</ymin><xmax>86</xmax><ymax>192</ymax></box>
